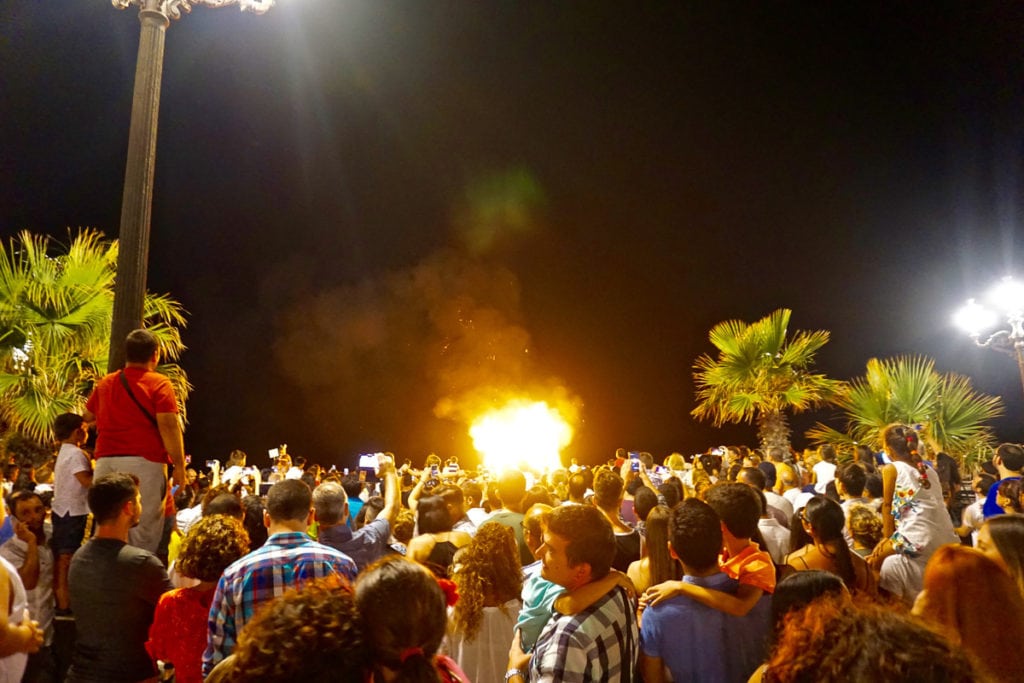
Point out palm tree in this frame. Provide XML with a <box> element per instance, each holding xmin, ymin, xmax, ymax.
<box><xmin>806</xmin><ymin>355</ymin><xmax>1003</xmax><ymax>467</ymax></box>
<box><xmin>0</xmin><ymin>229</ymin><xmax>190</xmax><ymax>448</ymax></box>
<box><xmin>692</xmin><ymin>308</ymin><xmax>844</xmax><ymax>453</ymax></box>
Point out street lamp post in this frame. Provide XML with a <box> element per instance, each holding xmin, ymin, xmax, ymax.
<box><xmin>953</xmin><ymin>277</ymin><xmax>1024</xmax><ymax>396</ymax></box>
<box><xmin>107</xmin><ymin>0</ymin><xmax>275</xmax><ymax>371</ymax></box>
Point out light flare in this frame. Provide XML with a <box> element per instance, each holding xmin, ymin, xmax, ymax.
<box><xmin>469</xmin><ymin>400</ymin><xmax>573</xmax><ymax>472</ymax></box>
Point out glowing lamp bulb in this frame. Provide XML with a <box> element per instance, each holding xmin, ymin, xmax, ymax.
<box><xmin>986</xmin><ymin>277</ymin><xmax>1024</xmax><ymax>316</ymax></box>
<box><xmin>953</xmin><ymin>299</ymin><xmax>997</xmax><ymax>337</ymax></box>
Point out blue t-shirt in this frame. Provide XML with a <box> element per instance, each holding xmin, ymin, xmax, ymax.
<box><xmin>0</xmin><ymin>516</ymin><xmax>13</xmax><ymax>546</ymax></box>
<box><xmin>983</xmin><ymin>476</ymin><xmax>1020</xmax><ymax>518</ymax></box>
<box><xmin>640</xmin><ymin>572</ymin><xmax>769</xmax><ymax>683</ymax></box>
<box><xmin>516</xmin><ymin>561</ymin><xmax>563</xmax><ymax>652</ymax></box>
<box><xmin>347</xmin><ymin>497</ymin><xmax>363</xmax><ymax>529</ymax></box>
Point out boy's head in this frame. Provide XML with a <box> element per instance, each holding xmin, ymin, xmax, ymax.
<box><xmin>668</xmin><ymin>498</ymin><xmax>722</xmax><ymax>573</ymax></box>
<box><xmin>835</xmin><ymin>462</ymin><xmax>866</xmax><ymax>498</ymax></box>
<box><xmin>54</xmin><ymin>413</ymin><xmax>85</xmax><ymax>442</ymax></box>
<box><xmin>705</xmin><ymin>482</ymin><xmax>761</xmax><ymax>540</ymax></box>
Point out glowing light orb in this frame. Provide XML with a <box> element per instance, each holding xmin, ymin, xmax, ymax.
<box><xmin>470</xmin><ymin>400</ymin><xmax>573</xmax><ymax>472</ymax></box>
<box><xmin>953</xmin><ymin>298</ymin><xmax>997</xmax><ymax>336</ymax></box>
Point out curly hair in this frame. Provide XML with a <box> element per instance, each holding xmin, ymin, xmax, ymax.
<box><xmin>176</xmin><ymin>515</ymin><xmax>250</xmax><ymax>582</ymax></box>
<box><xmin>392</xmin><ymin>508</ymin><xmax>415</xmax><ymax>545</ymax></box>
<box><xmin>227</xmin><ymin>578</ymin><xmax>365</xmax><ymax>683</ymax></box>
<box><xmin>593</xmin><ymin>470</ymin><xmax>624</xmax><ymax>509</ymax></box>
<box><xmin>355</xmin><ymin>556</ymin><xmax>447</xmax><ymax>683</ymax></box>
<box><xmin>451</xmin><ymin>522</ymin><xmax>522</xmax><ymax>642</ymax></box>
<box><xmin>848</xmin><ymin>504</ymin><xmax>882</xmax><ymax>551</ymax></box>
<box><xmin>765</xmin><ymin>596</ymin><xmax>978</xmax><ymax>682</ymax></box>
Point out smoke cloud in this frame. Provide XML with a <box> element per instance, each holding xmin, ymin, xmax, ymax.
<box><xmin>272</xmin><ymin>247</ymin><xmax>581</xmax><ymax>460</ymax></box>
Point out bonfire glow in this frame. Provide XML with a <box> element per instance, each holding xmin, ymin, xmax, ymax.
<box><xmin>469</xmin><ymin>400</ymin><xmax>573</xmax><ymax>471</ymax></box>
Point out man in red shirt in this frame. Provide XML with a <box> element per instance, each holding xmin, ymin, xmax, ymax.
<box><xmin>83</xmin><ymin>329</ymin><xmax>185</xmax><ymax>554</ymax></box>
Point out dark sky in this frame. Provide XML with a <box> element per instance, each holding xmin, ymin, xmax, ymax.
<box><xmin>3</xmin><ymin>1</ymin><xmax>1023</xmax><ymax>468</ymax></box>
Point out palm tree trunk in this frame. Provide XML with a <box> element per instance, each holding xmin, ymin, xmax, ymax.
<box><xmin>758</xmin><ymin>410</ymin><xmax>791</xmax><ymax>454</ymax></box>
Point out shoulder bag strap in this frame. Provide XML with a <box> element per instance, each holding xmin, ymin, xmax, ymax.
<box><xmin>119</xmin><ymin>370</ymin><xmax>159</xmax><ymax>428</ymax></box>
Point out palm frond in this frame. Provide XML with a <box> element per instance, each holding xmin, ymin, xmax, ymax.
<box><xmin>692</xmin><ymin>308</ymin><xmax>838</xmax><ymax>450</ymax></box>
<box><xmin>808</xmin><ymin>355</ymin><xmax>1002</xmax><ymax>461</ymax></box>
<box><xmin>0</xmin><ymin>230</ymin><xmax>189</xmax><ymax>445</ymax></box>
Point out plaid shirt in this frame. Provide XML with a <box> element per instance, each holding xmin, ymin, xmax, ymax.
<box><xmin>531</xmin><ymin>585</ymin><xmax>638</xmax><ymax>682</ymax></box>
<box><xmin>202</xmin><ymin>531</ymin><xmax>357</xmax><ymax>675</ymax></box>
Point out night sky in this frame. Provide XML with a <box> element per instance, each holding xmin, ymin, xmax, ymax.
<box><xmin>3</xmin><ymin>1</ymin><xmax>1023</xmax><ymax>468</ymax></box>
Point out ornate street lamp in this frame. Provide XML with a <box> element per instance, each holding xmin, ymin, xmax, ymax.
<box><xmin>107</xmin><ymin>0</ymin><xmax>275</xmax><ymax>371</ymax></box>
<box><xmin>953</xmin><ymin>276</ymin><xmax>1024</xmax><ymax>395</ymax></box>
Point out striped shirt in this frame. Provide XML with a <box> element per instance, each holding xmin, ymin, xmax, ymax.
<box><xmin>202</xmin><ymin>531</ymin><xmax>357</xmax><ymax>675</ymax></box>
<box><xmin>530</xmin><ymin>585</ymin><xmax>638</xmax><ymax>682</ymax></box>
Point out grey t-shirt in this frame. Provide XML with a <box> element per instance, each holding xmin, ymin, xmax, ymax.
<box><xmin>67</xmin><ymin>537</ymin><xmax>171</xmax><ymax>682</ymax></box>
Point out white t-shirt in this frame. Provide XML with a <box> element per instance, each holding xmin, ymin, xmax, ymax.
<box><xmin>176</xmin><ymin>504</ymin><xmax>202</xmax><ymax>537</ymax></box>
<box><xmin>764</xmin><ymin>490</ymin><xmax>794</xmax><ymax>521</ymax></box>
<box><xmin>962</xmin><ymin>499</ymin><xmax>985</xmax><ymax>546</ymax></box>
<box><xmin>813</xmin><ymin>461</ymin><xmax>836</xmax><ymax>494</ymax></box>
<box><xmin>757</xmin><ymin>517</ymin><xmax>791</xmax><ymax>565</ymax></box>
<box><xmin>53</xmin><ymin>443</ymin><xmax>91</xmax><ymax>517</ymax></box>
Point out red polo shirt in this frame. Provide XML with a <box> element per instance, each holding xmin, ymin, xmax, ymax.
<box><xmin>86</xmin><ymin>367</ymin><xmax>178</xmax><ymax>464</ymax></box>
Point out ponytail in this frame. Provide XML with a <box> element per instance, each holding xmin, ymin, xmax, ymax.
<box><xmin>391</xmin><ymin>650</ymin><xmax>442</xmax><ymax>683</ymax></box>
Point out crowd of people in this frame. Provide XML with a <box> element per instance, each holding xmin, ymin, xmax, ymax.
<box><xmin>0</xmin><ymin>329</ymin><xmax>1022</xmax><ymax>682</ymax></box>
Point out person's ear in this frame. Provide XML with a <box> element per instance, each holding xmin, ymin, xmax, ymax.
<box><xmin>668</xmin><ymin>543</ymin><xmax>679</xmax><ymax>560</ymax></box>
<box><xmin>263</xmin><ymin>510</ymin><xmax>272</xmax><ymax>529</ymax></box>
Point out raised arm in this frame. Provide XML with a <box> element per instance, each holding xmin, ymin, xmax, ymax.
<box><xmin>9</xmin><ymin>524</ymin><xmax>39</xmax><ymax>590</ymax></box>
<box><xmin>378</xmin><ymin>455</ymin><xmax>400</xmax><ymax>524</ymax></box>
<box><xmin>408</xmin><ymin>468</ymin><xmax>430</xmax><ymax>515</ymax></box>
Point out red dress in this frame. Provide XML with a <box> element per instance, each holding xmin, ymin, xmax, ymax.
<box><xmin>146</xmin><ymin>586</ymin><xmax>216</xmax><ymax>683</ymax></box>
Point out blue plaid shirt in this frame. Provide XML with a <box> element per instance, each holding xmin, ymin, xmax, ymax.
<box><xmin>531</xmin><ymin>585</ymin><xmax>638</xmax><ymax>682</ymax></box>
<box><xmin>202</xmin><ymin>531</ymin><xmax>357</xmax><ymax>675</ymax></box>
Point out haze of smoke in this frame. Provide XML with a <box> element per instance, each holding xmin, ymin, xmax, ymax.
<box><xmin>273</xmin><ymin>248</ymin><xmax>580</xmax><ymax>453</ymax></box>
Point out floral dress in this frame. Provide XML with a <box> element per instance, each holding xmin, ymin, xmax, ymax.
<box><xmin>888</xmin><ymin>460</ymin><xmax>957</xmax><ymax>557</ymax></box>
<box><xmin>880</xmin><ymin>460</ymin><xmax>958</xmax><ymax>603</ymax></box>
